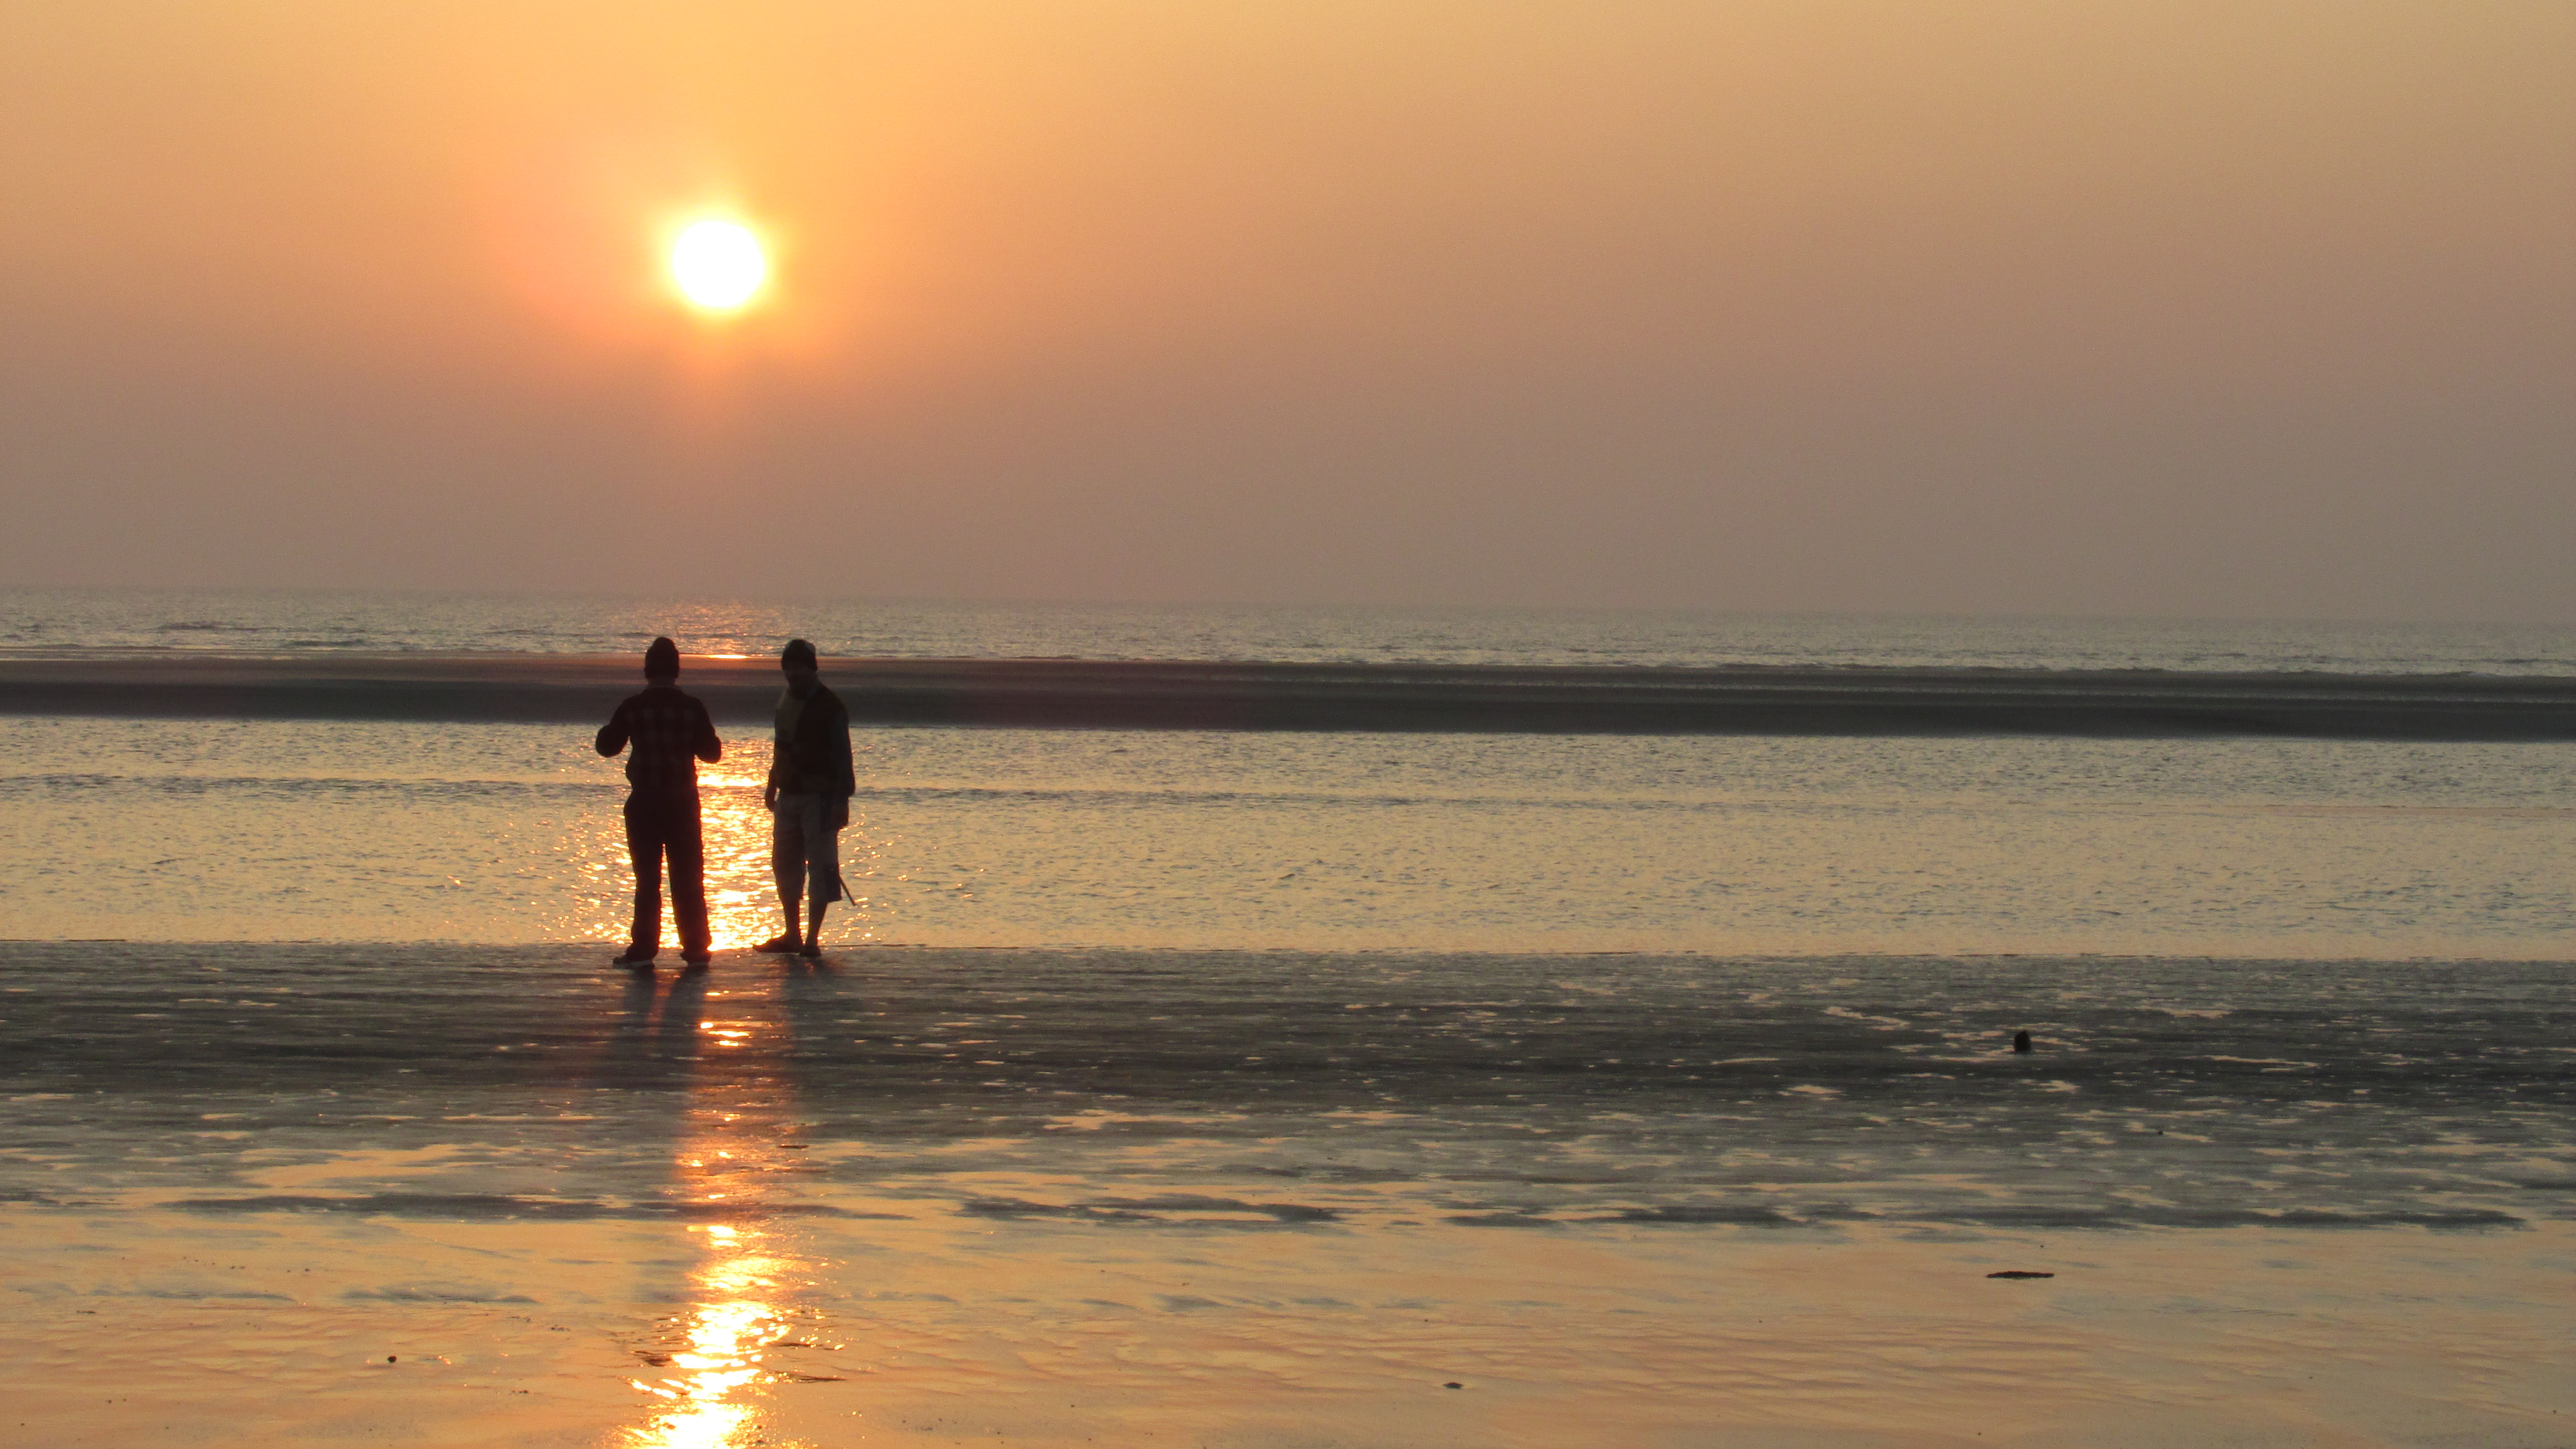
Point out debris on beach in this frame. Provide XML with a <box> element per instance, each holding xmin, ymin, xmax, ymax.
<box><xmin>1986</xmin><ymin>1271</ymin><xmax>2054</xmax><ymax>1280</ymax></box>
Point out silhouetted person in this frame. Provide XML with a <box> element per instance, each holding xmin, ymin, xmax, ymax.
<box><xmin>757</xmin><ymin>638</ymin><xmax>854</xmax><ymax>958</ymax></box>
<box><xmin>595</xmin><ymin>636</ymin><xmax>722</xmax><ymax>969</ymax></box>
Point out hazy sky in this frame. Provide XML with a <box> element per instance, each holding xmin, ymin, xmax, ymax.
<box><xmin>4</xmin><ymin>2</ymin><xmax>2570</xmax><ymax>618</ymax></box>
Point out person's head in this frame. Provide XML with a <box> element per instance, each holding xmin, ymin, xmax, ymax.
<box><xmin>780</xmin><ymin>638</ymin><xmax>818</xmax><ymax>693</ymax></box>
<box><xmin>644</xmin><ymin>636</ymin><xmax>680</xmax><ymax>683</ymax></box>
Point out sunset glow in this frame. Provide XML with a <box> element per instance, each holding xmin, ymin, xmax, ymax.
<box><xmin>670</xmin><ymin>221</ymin><xmax>766</xmax><ymax>311</ymax></box>
<box><xmin>8</xmin><ymin>1</ymin><xmax>2574</xmax><ymax>1444</ymax></box>
<box><xmin>10</xmin><ymin>2</ymin><xmax>2573</xmax><ymax>612</ymax></box>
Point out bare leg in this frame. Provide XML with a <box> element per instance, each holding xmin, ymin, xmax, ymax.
<box><xmin>773</xmin><ymin>860</ymin><xmax>803</xmax><ymax>945</ymax></box>
<box><xmin>771</xmin><ymin>801</ymin><xmax>803</xmax><ymax>945</ymax></box>
<box><xmin>802</xmin><ymin>809</ymin><xmax>844</xmax><ymax>954</ymax></box>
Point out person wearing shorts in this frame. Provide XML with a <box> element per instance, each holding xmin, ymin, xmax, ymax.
<box><xmin>757</xmin><ymin>638</ymin><xmax>855</xmax><ymax>958</ymax></box>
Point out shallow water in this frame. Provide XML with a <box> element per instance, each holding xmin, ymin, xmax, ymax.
<box><xmin>6</xmin><ymin>719</ymin><xmax>2573</xmax><ymax>956</ymax></box>
<box><xmin>11</xmin><ymin>944</ymin><xmax>2568</xmax><ymax>1231</ymax></box>
<box><xmin>3</xmin><ymin>944</ymin><xmax>2570</xmax><ymax>1448</ymax></box>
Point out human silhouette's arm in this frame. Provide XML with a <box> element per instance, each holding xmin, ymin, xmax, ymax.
<box><xmin>831</xmin><ymin>696</ymin><xmax>856</xmax><ymax>797</ymax></box>
<box><xmin>694</xmin><ymin>703</ymin><xmax>721</xmax><ymax>764</ymax></box>
<box><xmin>827</xmin><ymin>694</ymin><xmax>855</xmax><ymax>829</ymax></box>
<box><xmin>595</xmin><ymin>702</ymin><xmax>630</xmax><ymax>758</ymax></box>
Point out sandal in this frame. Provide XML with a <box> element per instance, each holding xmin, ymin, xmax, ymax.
<box><xmin>753</xmin><ymin>935</ymin><xmax>801</xmax><ymax>954</ymax></box>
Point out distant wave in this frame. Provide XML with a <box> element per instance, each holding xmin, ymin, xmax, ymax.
<box><xmin>7</xmin><ymin>589</ymin><xmax>2575</xmax><ymax>674</ymax></box>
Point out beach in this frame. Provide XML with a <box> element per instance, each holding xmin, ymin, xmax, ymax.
<box><xmin>3</xmin><ymin>600</ymin><xmax>2573</xmax><ymax>1445</ymax></box>
<box><xmin>6</xmin><ymin>943</ymin><xmax>2571</xmax><ymax>1447</ymax></box>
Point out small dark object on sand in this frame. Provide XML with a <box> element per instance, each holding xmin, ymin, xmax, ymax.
<box><xmin>1444</xmin><ymin>1381</ymin><xmax>1464</xmax><ymax>1390</ymax></box>
<box><xmin>387</xmin><ymin>1355</ymin><xmax>397</xmax><ymax>1362</ymax></box>
<box><xmin>1986</xmin><ymin>1271</ymin><xmax>2054</xmax><ymax>1280</ymax></box>
<box><xmin>2012</xmin><ymin>1030</ymin><xmax>2032</xmax><ymax>1053</ymax></box>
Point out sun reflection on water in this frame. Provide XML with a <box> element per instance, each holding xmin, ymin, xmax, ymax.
<box><xmin>558</xmin><ymin>771</ymin><xmax>883</xmax><ymax>951</ymax></box>
<box><xmin>626</xmin><ymin>1224</ymin><xmax>795</xmax><ymax>1449</ymax></box>
<box><xmin>621</xmin><ymin>1001</ymin><xmax>839</xmax><ymax>1447</ymax></box>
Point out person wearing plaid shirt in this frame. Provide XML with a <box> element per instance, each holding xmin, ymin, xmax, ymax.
<box><xmin>594</xmin><ymin>636</ymin><xmax>722</xmax><ymax>968</ymax></box>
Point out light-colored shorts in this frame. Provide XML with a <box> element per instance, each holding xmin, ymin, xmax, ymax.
<box><xmin>770</xmin><ymin>792</ymin><xmax>846</xmax><ymax>908</ymax></box>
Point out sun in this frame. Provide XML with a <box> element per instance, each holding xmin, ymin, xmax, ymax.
<box><xmin>670</xmin><ymin>220</ymin><xmax>766</xmax><ymax>310</ymax></box>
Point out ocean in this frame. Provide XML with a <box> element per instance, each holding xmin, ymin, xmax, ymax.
<box><xmin>3</xmin><ymin>590</ymin><xmax>2571</xmax><ymax>1447</ymax></box>
<box><xmin>3</xmin><ymin>590</ymin><xmax>2573</xmax><ymax>957</ymax></box>
<box><xmin>9</xmin><ymin>586</ymin><xmax>2576</xmax><ymax>673</ymax></box>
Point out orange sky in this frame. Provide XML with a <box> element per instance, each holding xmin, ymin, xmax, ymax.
<box><xmin>4</xmin><ymin>1</ymin><xmax>2570</xmax><ymax>617</ymax></box>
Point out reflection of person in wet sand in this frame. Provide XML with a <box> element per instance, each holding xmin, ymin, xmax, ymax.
<box><xmin>595</xmin><ymin>636</ymin><xmax>723</xmax><ymax>970</ymax></box>
<box><xmin>757</xmin><ymin>638</ymin><xmax>855</xmax><ymax>959</ymax></box>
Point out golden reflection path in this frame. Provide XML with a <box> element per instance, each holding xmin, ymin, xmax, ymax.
<box><xmin>566</xmin><ymin>768</ymin><xmax>884</xmax><ymax>951</ymax></box>
<box><xmin>623</xmin><ymin>980</ymin><xmax>840</xmax><ymax>1448</ymax></box>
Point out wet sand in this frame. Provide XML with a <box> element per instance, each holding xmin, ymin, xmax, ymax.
<box><xmin>7</xmin><ymin>654</ymin><xmax>2575</xmax><ymax>737</ymax></box>
<box><xmin>14</xmin><ymin>1213</ymin><xmax>2570</xmax><ymax>1448</ymax></box>
<box><xmin>4</xmin><ymin>943</ymin><xmax>2570</xmax><ymax>1445</ymax></box>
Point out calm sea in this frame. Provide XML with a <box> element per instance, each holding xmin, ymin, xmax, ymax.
<box><xmin>8</xmin><ymin>587</ymin><xmax>2576</xmax><ymax>673</ymax></box>
<box><xmin>2</xmin><ymin>589</ymin><xmax>2571</xmax><ymax>956</ymax></box>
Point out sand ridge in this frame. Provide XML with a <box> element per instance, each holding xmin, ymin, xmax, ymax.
<box><xmin>6</xmin><ymin>653</ymin><xmax>2574</xmax><ymax>736</ymax></box>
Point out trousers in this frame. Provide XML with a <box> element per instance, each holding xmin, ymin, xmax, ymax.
<box><xmin>624</xmin><ymin>791</ymin><xmax>709</xmax><ymax>953</ymax></box>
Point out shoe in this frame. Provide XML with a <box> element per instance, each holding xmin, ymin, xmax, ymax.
<box><xmin>680</xmin><ymin>949</ymin><xmax>712</xmax><ymax>968</ymax></box>
<box><xmin>754</xmin><ymin>935</ymin><xmax>801</xmax><ymax>954</ymax></box>
<box><xmin>616</xmin><ymin>946</ymin><xmax>657</xmax><ymax>967</ymax></box>
<box><xmin>799</xmin><ymin>941</ymin><xmax>822</xmax><ymax>958</ymax></box>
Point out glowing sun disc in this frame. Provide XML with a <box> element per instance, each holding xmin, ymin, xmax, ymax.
<box><xmin>671</xmin><ymin>221</ymin><xmax>766</xmax><ymax>309</ymax></box>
